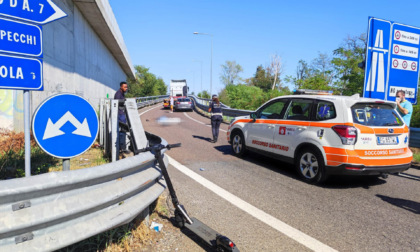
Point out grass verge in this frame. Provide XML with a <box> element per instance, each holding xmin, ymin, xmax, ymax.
<box><xmin>58</xmin><ymin>194</ymin><xmax>172</xmax><ymax>252</ymax></box>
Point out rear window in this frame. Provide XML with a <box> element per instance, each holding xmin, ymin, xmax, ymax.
<box><xmin>178</xmin><ymin>98</ymin><xmax>190</xmax><ymax>102</ymax></box>
<box><xmin>351</xmin><ymin>103</ymin><xmax>403</xmax><ymax>126</ymax></box>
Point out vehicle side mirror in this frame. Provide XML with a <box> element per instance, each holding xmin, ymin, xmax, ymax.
<box><xmin>250</xmin><ymin>113</ymin><xmax>257</xmax><ymax>121</ymax></box>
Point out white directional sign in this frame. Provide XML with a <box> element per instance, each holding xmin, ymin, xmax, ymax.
<box><xmin>32</xmin><ymin>94</ymin><xmax>98</xmax><ymax>159</ymax></box>
<box><xmin>364</xmin><ymin>17</ymin><xmax>420</xmax><ymax>104</ymax></box>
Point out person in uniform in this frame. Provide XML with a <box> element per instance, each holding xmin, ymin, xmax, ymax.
<box><xmin>114</xmin><ymin>81</ymin><xmax>130</xmax><ymax>154</ymax></box>
<box><xmin>208</xmin><ymin>94</ymin><xmax>223</xmax><ymax>143</ymax></box>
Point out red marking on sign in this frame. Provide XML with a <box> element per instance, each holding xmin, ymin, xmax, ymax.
<box><xmin>279</xmin><ymin>126</ymin><xmax>286</xmax><ymax>135</ymax></box>
<box><xmin>394</xmin><ymin>45</ymin><xmax>399</xmax><ymax>54</ymax></box>
<box><xmin>403</xmin><ymin>61</ymin><xmax>408</xmax><ymax>69</ymax></box>
<box><xmin>393</xmin><ymin>59</ymin><xmax>399</xmax><ymax>68</ymax></box>
<box><xmin>395</xmin><ymin>31</ymin><xmax>401</xmax><ymax>40</ymax></box>
<box><xmin>412</xmin><ymin>62</ymin><xmax>417</xmax><ymax>70</ymax></box>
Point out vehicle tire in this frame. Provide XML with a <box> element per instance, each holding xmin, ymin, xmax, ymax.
<box><xmin>295</xmin><ymin>148</ymin><xmax>328</xmax><ymax>184</ymax></box>
<box><xmin>231</xmin><ymin>131</ymin><xmax>246</xmax><ymax>157</ymax></box>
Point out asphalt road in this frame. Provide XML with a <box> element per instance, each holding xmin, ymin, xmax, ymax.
<box><xmin>139</xmin><ymin>104</ymin><xmax>420</xmax><ymax>252</ymax></box>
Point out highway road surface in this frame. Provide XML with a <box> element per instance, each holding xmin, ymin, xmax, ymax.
<box><xmin>138</xmin><ymin>104</ymin><xmax>420</xmax><ymax>252</ymax></box>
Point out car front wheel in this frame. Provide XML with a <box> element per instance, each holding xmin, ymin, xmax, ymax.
<box><xmin>231</xmin><ymin>131</ymin><xmax>246</xmax><ymax>157</ymax></box>
<box><xmin>296</xmin><ymin>148</ymin><xmax>328</xmax><ymax>184</ymax></box>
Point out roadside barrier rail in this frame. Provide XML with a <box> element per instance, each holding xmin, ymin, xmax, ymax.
<box><xmin>0</xmin><ymin>136</ymin><xmax>169</xmax><ymax>251</ymax></box>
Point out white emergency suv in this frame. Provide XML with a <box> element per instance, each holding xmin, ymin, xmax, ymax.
<box><xmin>227</xmin><ymin>91</ymin><xmax>412</xmax><ymax>184</ymax></box>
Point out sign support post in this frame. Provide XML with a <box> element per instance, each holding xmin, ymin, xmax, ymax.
<box><xmin>24</xmin><ymin>90</ymin><xmax>31</xmax><ymax>177</ymax></box>
<box><xmin>63</xmin><ymin>159</ymin><xmax>70</xmax><ymax>171</ymax></box>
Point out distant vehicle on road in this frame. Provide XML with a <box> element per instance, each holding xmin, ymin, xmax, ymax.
<box><xmin>174</xmin><ymin>98</ymin><xmax>193</xmax><ymax>112</ymax></box>
<box><xmin>163</xmin><ymin>98</ymin><xmax>170</xmax><ymax>109</ymax></box>
<box><xmin>227</xmin><ymin>90</ymin><xmax>412</xmax><ymax>184</ymax></box>
<box><xmin>170</xmin><ymin>79</ymin><xmax>188</xmax><ymax>98</ymax></box>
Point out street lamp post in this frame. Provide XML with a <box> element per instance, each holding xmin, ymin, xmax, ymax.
<box><xmin>193</xmin><ymin>60</ymin><xmax>203</xmax><ymax>93</ymax></box>
<box><xmin>193</xmin><ymin>32</ymin><xmax>213</xmax><ymax>96</ymax></box>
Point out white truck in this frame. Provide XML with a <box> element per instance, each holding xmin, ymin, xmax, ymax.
<box><xmin>169</xmin><ymin>79</ymin><xmax>188</xmax><ymax>98</ymax></box>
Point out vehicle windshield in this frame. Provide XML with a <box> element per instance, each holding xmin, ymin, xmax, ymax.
<box><xmin>351</xmin><ymin>103</ymin><xmax>403</xmax><ymax>126</ymax></box>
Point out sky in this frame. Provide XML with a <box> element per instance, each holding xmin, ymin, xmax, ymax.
<box><xmin>108</xmin><ymin>0</ymin><xmax>420</xmax><ymax>95</ymax></box>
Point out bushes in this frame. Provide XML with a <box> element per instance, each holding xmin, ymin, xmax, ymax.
<box><xmin>0</xmin><ymin>129</ymin><xmax>58</xmax><ymax>179</ymax></box>
<box><xmin>220</xmin><ymin>84</ymin><xmax>291</xmax><ymax>110</ymax></box>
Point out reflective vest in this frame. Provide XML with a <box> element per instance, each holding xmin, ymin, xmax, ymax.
<box><xmin>210</xmin><ymin>102</ymin><xmax>223</xmax><ymax>116</ymax></box>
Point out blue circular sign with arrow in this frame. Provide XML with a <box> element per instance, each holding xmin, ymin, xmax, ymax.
<box><xmin>32</xmin><ymin>93</ymin><xmax>99</xmax><ymax>159</ymax></box>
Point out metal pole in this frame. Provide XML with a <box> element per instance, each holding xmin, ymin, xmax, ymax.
<box><xmin>200</xmin><ymin>61</ymin><xmax>203</xmax><ymax>92</ymax></box>
<box><xmin>210</xmin><ymin>35</ymin><xmax>213</xmax><ymax>96</ymax></box>
<box><xmin>63</xmin><ymin>159</ymin><xmax>70</xmax><ymax>171</ymax></box>
<box><xmin>24</xmin><ymin>90</ymin><xmax>31</xmax><ymax>177</ymax></box>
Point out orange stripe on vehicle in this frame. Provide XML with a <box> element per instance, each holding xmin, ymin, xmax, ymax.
<box><xmin>373</xmin><ymin>128</ymin><xmax>404</xmax><ymax>134</ymax></box>
<box><xmin>404</xmin><ymin>125</ymin><xmax>409</xmax><ymax>133</ymax></box>
<box><xmin>310</xmin><ymin>122</ymin><xmax>353</xmax><ymax>128</ymax></box>
<box><xmin>326</xmin><ymin>161</ymin><xmax>344</xmax><ymax>166</ymax></box>
<box><xmin>326</xmin><ymin>154</ymin><xmax>347</xmax><ymax>163</ymax></box>
<box><xmin>347</xmin><ymin>148</ymin><xmax>409</xmax><ymax>157</ymax></box>
<box><xmin>230</xmin><ymin>119</ymin><xmax>253</xmax><ymax>127</ymax></box>
<box><xmin>354</xmin><ymin>124</ymin><xmax>375</xmax><ymax>134</ymax></box>
<box><xmin>323</xmin><ymin>146</ymin><xmax>348</xmax><ymax>155</ymax></box>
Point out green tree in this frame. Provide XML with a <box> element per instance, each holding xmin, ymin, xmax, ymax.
<box><xmin>220</xmin><ymin>60</ymin><xmax>243</xmax><ymax>86</ymax></box>
<box><xmin>411</xmin><ymin>92</ymin><xmax>420</xmax><ymax>127</ymax></box>
<box><xmin>331</xmin><ymin>34</ymin><xmax>366</xmax><ymax>95</ymax></box>
<box><xmin>286</xmin><ymin>53</ymin><xmax>333</xmax><ymax>91</ymax></box>
<box><xmin>219</xmin><ymin>84</ymin><xmax>291</xmax><ymax>110</ymax></box>
<box><xmin>285</xmin><ymin>60</ymin><xmax>310</xmax><ymax>89</ymax></box>
<box><xmin>127</xmin><ymin>65</ymin><xmax>167</xmax><ymax>98</ymax></box>
<box><xmin>198</xmin><ymin>90</ymin><xmax>210</xmax><ymax>99</ymax></box>
<box><xmin>249</xmin><ymin>65</ymin><xmax>273</xmax><ymax>92</ymax></box>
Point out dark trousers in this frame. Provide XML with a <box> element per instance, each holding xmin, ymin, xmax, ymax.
<box><xmin>211</xmin><ymin>116</ymin><xmax>222</xmax><ymax>140</ymax></box>
<box><xmin>118</xmin><ymin>114</ymin><xmax>127</xmax><ymax>151</ymax></box>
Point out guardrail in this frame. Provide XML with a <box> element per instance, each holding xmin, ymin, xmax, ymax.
<box><xmin>0</xmin><ymin>134</ymin><xmax>169</xmax><ymax>252</ymax></box>
<box><xmin>189</xmin><ymin>95</ymin><xmax>253</xmax><ymax>121</ymax></box>
<box><xmin>190</xmin><ymin>95</ymin><xmax>420</xmax><ymax>148</ymax></box>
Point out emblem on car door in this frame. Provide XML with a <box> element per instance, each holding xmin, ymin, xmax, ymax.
<box><xmin>318</xmin><ymin>129</ymin><xmax>324</xmax><ymax>138</ymax></box>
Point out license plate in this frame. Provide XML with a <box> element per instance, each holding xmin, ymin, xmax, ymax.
<box><xmin>377</xmin><ymin>136</ymin><xmax>399</xmax><ymax>145</ymax></box>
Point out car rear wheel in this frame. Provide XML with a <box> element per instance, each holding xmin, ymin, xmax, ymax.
<box><xmin>231</xmin><ymin>131</ymin><xmax>246</xmax><ymax>157</ymax></box>
<box><xmin>296</xmin><ymin>148</ymin><xmax>328</xmax><ymax>184</ymax></box>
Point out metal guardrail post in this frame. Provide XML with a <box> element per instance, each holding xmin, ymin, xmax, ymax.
<box><xmin>99</xmin><ymin>98</ymin><xmax>104</xmax><ymax>146</ymax></box>
<box><xmin>111</xmin><ymin>100</ymin><xmax>119</xmax><ymax>162</ymax></box>
<box><xmin>409</xmin><ymin>128</ymin><xmax>420</xmax><ymax>148</ymax></box>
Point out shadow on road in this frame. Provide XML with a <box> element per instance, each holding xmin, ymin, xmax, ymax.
<box><xmin>211</xmin><ymin>147</ymin><xmax>388</xmax><ymax>188</ymax></box>
<box><xmin>321</xmin><ymin>175</ymin><xmax>387</xmax><ymax>189</ymax></box>
<box><xmin>391</xmin><ymin>172</ymin><xmax>420</xmax><ymax>181</ymax></box>
<box><xmin>214</xmin><ymin>145</ymin><xmax>233</xmax><ymax>155</ymax></box>
<box><xmin>376</xmin><ymin>194</ymin><xmax>420</xmax><ymax>214</ymax></box>
<box><xmin>192</xmin><ymin>135</ymin><xmax>213</xmax><ymax>142</ymax></box>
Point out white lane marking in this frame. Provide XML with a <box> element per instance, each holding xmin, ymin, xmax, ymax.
<box><xmin>167</xmin><ymin>155</ymin><xmax>338</xmax><ymax>252</ymax></box>
<box><xmin>183</xmin><ymin>112</ymin><xmax>227</xmax><ymax>133</ymax></box>
<box><xmin>139</xmin><ymin>104</ymin><xmax>162</xmax><ymax>116</ymax></box>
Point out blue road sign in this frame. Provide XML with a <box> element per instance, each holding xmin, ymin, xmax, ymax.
<box><xmin>0</xmin><ymin>0</ymin><xmax>67</xmax><ymax>25</ymax></box>
<box><xmin>364</xmin><ymin>17</ymin><xmax>420</xmax><ymax>104</ymax></box>
<box><xmin>0</xmin><ymin>17</ymin><xmax>42</xmax><ymax>57</ymax></box>
<box><xmin>32</xmin><ymin>94</ymin><xmax>99</xmax><ymax>159</ymax></box>
<box><xmin>0</xmin><ymin>53</ymin><xmax>42</xmax><ymax>90</ymax></box>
